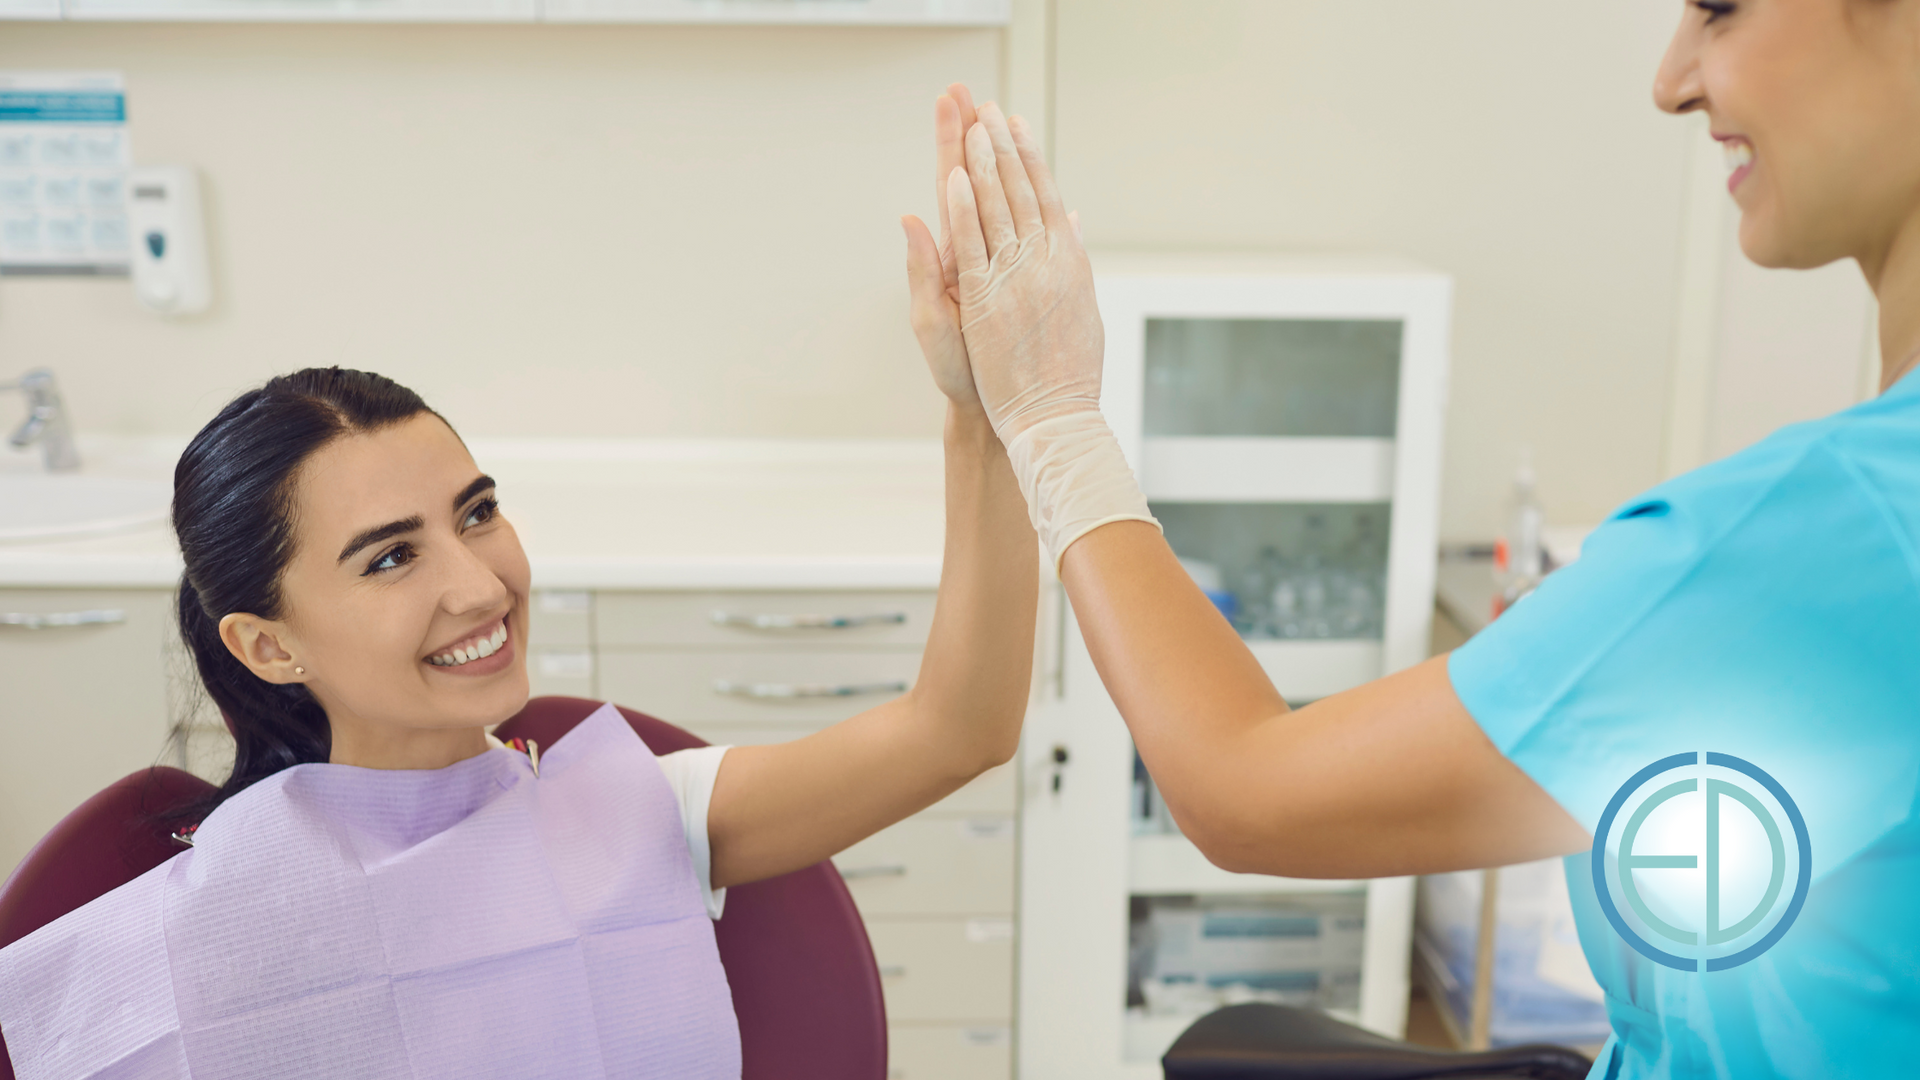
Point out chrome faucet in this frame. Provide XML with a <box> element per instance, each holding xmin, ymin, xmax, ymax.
<box><xmin>2</xmin><ymin>369</ymin><xmax>81</xmax><ymax>472</ymax></box>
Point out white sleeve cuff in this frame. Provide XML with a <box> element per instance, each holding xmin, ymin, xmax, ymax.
<box><xmin>655</xmin><ymin>745</ymin><xmax>732</xmax><ymax>920</ymax></box>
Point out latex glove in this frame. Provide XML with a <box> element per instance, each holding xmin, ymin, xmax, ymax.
<box><xmin>942</xmin><ymin>105</ymin><xmax>1105</xmax><ymax>442</ymax></box>
<box><xmin>901</xmin><ymin>85</ymin><xmax>983</xmax><ymax>414</ymax></box>
<box><xmin>945</xmin><ymin>104</ymin><xmax>1157</xmax><ymax>569</ymax></box>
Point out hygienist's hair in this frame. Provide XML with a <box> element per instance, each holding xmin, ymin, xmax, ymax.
<box><xmin>172</xmin><ymin>367</ymin><xmax>444</xmax><ymax>817</ymax></box>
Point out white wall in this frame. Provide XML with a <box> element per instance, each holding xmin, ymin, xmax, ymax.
<box><xmin>0</xmin><ymin>23</ymin><xmax>997</xmax><ymax>440</ymax></box>
<box><xmin>0</xmin><ymin>4</ymin><xmax>1875</xmax><ymax>540</ymax></box>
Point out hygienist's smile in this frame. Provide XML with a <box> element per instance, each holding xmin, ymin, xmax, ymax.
<box><xmin>1719</xmin><ymin>133</ymin><xmax>1755</xmax><ymax>194</ymax></box>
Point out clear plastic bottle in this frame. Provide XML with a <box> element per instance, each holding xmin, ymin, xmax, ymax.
<box><xmin>1493</xmin><ymin>450</ymin><xmax>1545</xmax><ymax>617</ymax></box>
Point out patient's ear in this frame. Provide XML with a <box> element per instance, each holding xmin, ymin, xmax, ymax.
<box><xmin>219</xmin><ymin>612</ymin><xmax>305</xmax><ymax>685</ymax></box>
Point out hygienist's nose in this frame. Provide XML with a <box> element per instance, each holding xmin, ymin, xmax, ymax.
<box><xmin>1653</xmin><ymin>14</ymin><xmax>1708</xmax><ymax>116</ymax></box>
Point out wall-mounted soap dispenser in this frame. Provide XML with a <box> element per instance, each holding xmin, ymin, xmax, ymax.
<box><xmin>125</xmin><ymin>165</ymin><xmax>211</xmax><ymax>316</ymax></box>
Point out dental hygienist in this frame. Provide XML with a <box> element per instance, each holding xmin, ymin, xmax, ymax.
<box><xmin>902</xmin><ymin>2</ymin><xmax>1920</xmax><ymax>1076</ymax></box>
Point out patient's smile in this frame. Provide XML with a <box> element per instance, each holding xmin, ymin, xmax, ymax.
<box><xmin>427</xmin><ymin>617</ymin><xmax>511</xmax><ymax>671</ymax></box>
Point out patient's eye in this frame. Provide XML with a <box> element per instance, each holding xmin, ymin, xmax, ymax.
<box><xmin>365</xmin><ymin>543</ymin><xmax>415</xmax><ymax>576</ymax></box>
<box><xmin>462</xmin><ymin>496</ymin><xmax>500</xmax><ymax>530</ymax></box>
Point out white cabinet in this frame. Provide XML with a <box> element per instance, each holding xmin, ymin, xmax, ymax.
<box><xmin>541</xmin><ymin>0</ymin><xmax>1006</xmax><ymax>24</ymax></box>
<box><xmin>0</xmin><ymin>589</ymin><xmax>180</xmax><ymax>878</ymax></box>
<box><xmin>62</xmin><ymin>0</ymin><xmax>535</xmax><ymax>19</ymax></box>
<box><xmin>47</xmin><ymin>0</ymin><xmax>1005</xmax><ymax>21</ymax></box>
<box><xmin>1018</xmin><ymin>255</ymin><xmax>1452</xmax><ymax>1078</ymax></box>
<box><xmin>0</xmin><ymin>0</ymin><xmax>59</xmax><ymax>18</ymax></box>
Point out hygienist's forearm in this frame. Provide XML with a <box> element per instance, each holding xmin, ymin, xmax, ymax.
<box><xmin>1060</xmin><ymin>521</ymin><xmax>1590</xmax><ymax>878</ymax></box>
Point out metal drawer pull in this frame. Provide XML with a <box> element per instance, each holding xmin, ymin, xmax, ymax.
<box><xmin>1</xmin><ymin>609</ymin><xmax>126</xmax><ymax>630</ymax></box>
<box><xmin>838</xmin><ymin>864</ymin><xmax>908</xmax><ymax>880</ymax></box>
<box><xmin>878</xmin><ymin>965</ymin><xmax>907</xmax><ymax>978</ymax></box>
<box><xmin>713</xmin><ymin>679</ymin><xmax>908</xmax><ymax>700</ymax></box>
<box><xmin>710</xmin><ymin>611</ymin><xmax>908</xmax><ymax>631</ymax></box>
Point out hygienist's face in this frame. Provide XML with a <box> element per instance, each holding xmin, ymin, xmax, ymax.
<box><xmin>272</xmin><ymin>414</ymin><xmax>532</xmax><ymax>738</ymax></box>
<box><xmin>1654</xmin><ymin>0</ymin><xmax>1920</xmax><ymax>270</ymax></box>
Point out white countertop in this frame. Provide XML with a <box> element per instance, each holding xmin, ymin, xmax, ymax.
<box><xmin>0</xmin><ymin>437</ymin><xmax>952</xmax><ymax>591</ymax></box>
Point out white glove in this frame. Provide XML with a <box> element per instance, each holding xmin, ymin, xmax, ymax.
<box><xmin>943</xmin><ymin>103</ymin><xmax>1158</xmax><ymax>570</ymax></box>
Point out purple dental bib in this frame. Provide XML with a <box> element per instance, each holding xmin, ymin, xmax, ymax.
<box><xmin>0</xmin><ymin>704</ymin><xmax>741</xmax><ymax>1079</ymax></box>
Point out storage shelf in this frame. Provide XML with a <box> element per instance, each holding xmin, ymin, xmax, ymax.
<box><xmin>40</xmin><ymin>0</ymin><xmax>1007</xmax><ymax>21</ymax></box>
<box><xmin>543</xmin><ymin>0</ymin><xmax>1006</xmax><ymax>23</ymax></box>
<box><xmin>1129</xmin><ymin>834</ymin><xmax>1365</xmax><ymax>897</ymax></box>
<box><xmin>1246</xmin><ymin>638</ymin><xmax>1382</xmax><ymax>701</ymax></box>
<box><xmin>1142</xmin><ymin>437</ymin><xmax>1395</xmax><ymax>504</ymax></box>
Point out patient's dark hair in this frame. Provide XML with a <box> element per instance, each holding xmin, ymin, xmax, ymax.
<box><xmin>173</xmin><ymin>367</ymin><xmax>442</xmax><ymax>816</ymax></box>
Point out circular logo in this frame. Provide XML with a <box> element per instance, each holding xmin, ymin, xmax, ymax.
<box><xmin>1592</xmin><ymin>752</ymin><xmax>1811</xmax><ymax>972</ymax></box>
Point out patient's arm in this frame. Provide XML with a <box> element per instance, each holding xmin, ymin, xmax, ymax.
<box><xmin>1060</xmin><ymin>523</ymin><xmax>1589</xmax><ymax>879</ymax></box>
<box><xmin>704</xmin><ymin>87</ymin><xmax>1037</xmax><ymax>889</ymax></box>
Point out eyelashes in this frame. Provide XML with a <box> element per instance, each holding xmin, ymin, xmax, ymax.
<box><xmin>1693</xmin><ymin>0</ymin><xmax>1735</xmax><ymax>24</ymax></box>
<box><xmin>361</xmin><ymin>497</ymin><xmax>502</xmax><ymax>577</ymax></box>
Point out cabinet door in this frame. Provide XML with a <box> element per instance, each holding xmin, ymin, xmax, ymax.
<box><xmin>0</xmin><ymin>588</ymin><xmax>174</xmax><ymax>878</ymax></box>
<box><xmin>62</xmin><ymin>0</ymin><xmax>536</xmax><ymax>20</ymax></box>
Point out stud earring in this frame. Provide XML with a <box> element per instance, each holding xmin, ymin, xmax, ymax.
<box><xmin>294</xmin><ymin>666</ymin><xmax>306</xmax><ymax>676</ymax></box>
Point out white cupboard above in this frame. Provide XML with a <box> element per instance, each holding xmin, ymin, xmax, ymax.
<box><xmin>541</xmin><ymin>0</ymin><xmax>1007</xmax><ymax>25</ymax></box>
<box><xmin>62</xmin><ymin>0</ymin><xmax>536</xmax><ymax>20</ymax></box>
<box><xmin>32</xmin><ymin>0</ymin><xmax>1006</xmax><ymax>21</ymax></box>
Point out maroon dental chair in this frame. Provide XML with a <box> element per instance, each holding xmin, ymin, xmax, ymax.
<box><xmin>0</xmin><ymin>696</ymin><xmax>888</xmax><ymax>1080</ymax></box>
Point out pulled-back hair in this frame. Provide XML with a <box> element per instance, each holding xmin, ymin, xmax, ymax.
<box><xmin>173</xmin><ymin>367</ymin><xmax>442</xmax><ymax>816</ymax></box>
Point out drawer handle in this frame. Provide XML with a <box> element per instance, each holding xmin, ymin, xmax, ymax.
<box><xmin>713</xmin><ymin>679</ymin><xmax>908</xmax><ymax>701</ymax></box>
<box><xmin>878</xmin><ymin>965</ymin><xmax>907</xmax><ymax>978</ymax></box>
<box><xmin>838</xmin><ymin>864</ymin><xmax>908</xmax><ymax>880</ymax></box>
<box><xmin>710</xmin><ymin>611</ymin><xmax>908</xmax><ymax>631</ymax></box>
<box><xmin>1</xmin><ymin>609</ymin><xmax>126</xmax><ymax>630</ymax></box>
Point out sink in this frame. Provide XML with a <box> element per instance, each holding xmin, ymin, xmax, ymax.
<box><xmin>0</xmin><ymin>474</ymin><xmax>173</xmax><ymax>544</ymax></box>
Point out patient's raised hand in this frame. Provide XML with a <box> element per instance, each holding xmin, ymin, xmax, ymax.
<box><xmin>901</xmin><ymin>85</ymin><xmax>984</xmax><ymax>413</ymax></box>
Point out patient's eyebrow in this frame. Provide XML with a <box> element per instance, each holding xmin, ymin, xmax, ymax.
<box><xmin>338</xmin><ymin>515</ymin><xmax>425</xmax><ymax>565</ymax></box>
<box><xmin>453</xmin><ymin>475</ymin><xmax>495</xmax><ymax>512</ymax></box>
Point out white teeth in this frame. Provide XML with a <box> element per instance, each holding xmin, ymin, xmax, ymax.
<box><xmin>1724</xmin><ymin>140</ymin><xmax>1753</xmax><ymax>172</ymax></box>
<box><xmin>428</xmin><ymin>620</ymin><xmax>508</xmax><ymax>669</ymax></box>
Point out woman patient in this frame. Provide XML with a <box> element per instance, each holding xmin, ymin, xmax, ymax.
<box><xmin>0</xmin><ymin>223</ymin><xmax>1035</xmax><ymax>1075</ymax></box>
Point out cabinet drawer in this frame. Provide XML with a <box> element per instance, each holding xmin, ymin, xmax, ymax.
<box><xmin>0</xmin><ymin>589</ymin><xmax>175</xmax><ymax>878</ymax></box>
<box><xmin>887</xmin><ymin>1024</ymin><xmax>1012</xmax><ymax>1080</ymax></box>
<box><xmin>869</xmin><ymin>918</ymin><xmax>1014</xmax><ymax>1022</ymax></box>
<box><xmin>835</xmin><ymin>816</ymin><xmax>1015</xmax><ymax>917</ymax></box>
<box><xmin>528</xmin><ymin>590</ymin><xmax>592</xmax><ymax>648</ymax></box>
<box><xmin>528</xmin><ymin>647</ymin><xmax>595</xmax><ymax>699</ymax></box>
<box><xmin>599</xmin><ymin>649</ymin><xmax>919</xmax><ymax>726</ymax></box>
<box><xmin>596</xmin><ymin>590</ymin><xmax>937</xmax><ymax>648</ymax></box>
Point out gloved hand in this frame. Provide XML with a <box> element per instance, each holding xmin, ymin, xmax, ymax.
<box><xmin>940</xmin><ymin>101</ymin><xmax>1159</xmax><ymax>569</ymax></box>
<box><xmin>941</xmin><ymin>104</ymin><xmax>1105</xmax><ymax>442</ymax></box>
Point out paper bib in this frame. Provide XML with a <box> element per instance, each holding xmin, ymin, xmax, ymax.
<box><xmin>0</xmin><ymin>704</ymin><xmax>741</xmax><ymax>1079</ymax></box>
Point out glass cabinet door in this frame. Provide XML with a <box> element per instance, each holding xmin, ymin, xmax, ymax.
<box><xmin>1144</xmin><ymin>318</ymin><xmax>1402</xmax><ymax>438</ymax></box>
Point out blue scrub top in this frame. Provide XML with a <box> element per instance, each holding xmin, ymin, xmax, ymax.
<box><xmin>1450</xmin><ymin>374</ymin><xmax>1920</xmax><ymax>1079</ymax></box>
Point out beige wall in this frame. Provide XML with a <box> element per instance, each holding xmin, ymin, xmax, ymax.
<box><xmin>1053</xmin><ymin>0</ymin><xmax>1693</xmax><ymax>539</ymax></box>
<box><xmin>0</xmin><ymin>23</ymin><xmax>997</xmax><ymax>440</ymax></box>
<box><xmin>0</xmin><ymin>4</ymin><xmax>1859</xmax><ymax>540</ymax></box>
